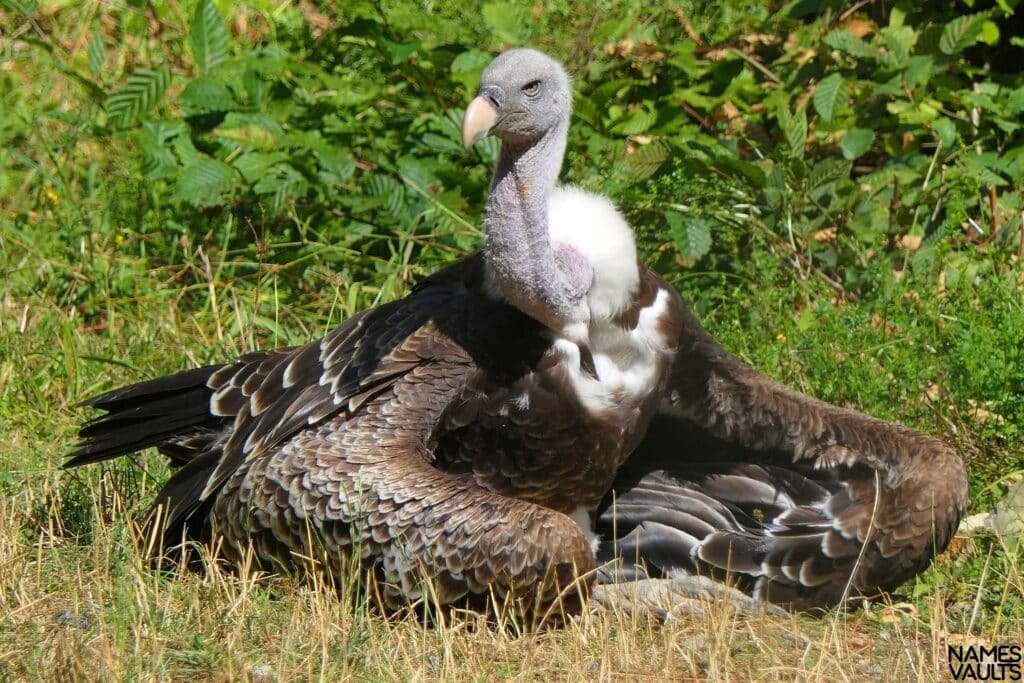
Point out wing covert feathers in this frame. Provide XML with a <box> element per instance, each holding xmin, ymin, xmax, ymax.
<box><xmin>68</xmin><ymin>256</ymin><xmax>602</xmax><ymax>615</ymax></box>
<box><xmin>598</xmin><ymin>304</ymin><xmax>968</xmax><ymax>610</ymax></box>
<box><xmin>211</xmin><ymin>368</ymin><xmax>596</xmax><ymax>610</ymax></box>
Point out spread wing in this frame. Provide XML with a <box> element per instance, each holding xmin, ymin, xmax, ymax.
<box><xmin>597</xmin><ymin>304</ymin><xmax>968</xmax><ymax>609</ymax></box>
<box><xmin>69</xmin><ymin>257</ymin><xmax>484</xmax><ymax>525</ymax></box>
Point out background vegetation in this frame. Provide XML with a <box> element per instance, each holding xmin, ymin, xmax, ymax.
<box><xmin>2</xmin><ymin>0</ymin><xmax>1022</xmax><ymax>679</ymax></box>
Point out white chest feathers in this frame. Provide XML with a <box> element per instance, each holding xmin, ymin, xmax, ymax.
<box><xmin>546</xmin><ymin>186</ymin><xmax>671</xmax><ymax>418</ymax></box>
<box><xmin>547</xmin><ymin>186</ymin><xmax>640</xmax><ymax>322</ymax></box>
<box><xmin>553</xmin><ymin>287</ymin><xmax>673</xmax><ymax>418</ymax></box>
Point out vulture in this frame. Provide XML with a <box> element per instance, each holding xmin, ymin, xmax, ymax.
<box><xmin>68</xmin><ymin>48</ymin><xmax>969</xmax><ymax>616</ymax></box>
<box><xmin>68</xmin><ymin>48</ymin><xmax>684</xmax><ymax>614</ymax></box>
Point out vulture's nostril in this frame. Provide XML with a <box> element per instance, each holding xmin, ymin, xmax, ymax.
<box><xmin>478</xmin><ymin>84</ymin><xmax>503</xmax><ymax>110</ymax></box>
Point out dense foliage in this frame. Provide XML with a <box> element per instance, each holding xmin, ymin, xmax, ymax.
<box><xmin>5</xmin><ymin>1</ymin><xmax>1023</xmax><ymax>296</ymax></box>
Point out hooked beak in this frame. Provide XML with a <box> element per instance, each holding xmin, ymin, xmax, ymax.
<box><xmin>461</xmin><ymin>95</ymin><xmax>499</xmax><ymax>149</ymax></box>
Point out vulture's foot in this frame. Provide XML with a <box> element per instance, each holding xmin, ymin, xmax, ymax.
<box><xmin>591</xmin><ymin>576</ymin><xmax>786</xmax><ymax>621</ymax></box>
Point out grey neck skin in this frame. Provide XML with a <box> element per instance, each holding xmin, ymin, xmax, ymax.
<box><xmin>484</xmin><ymin>118</ymin><xmax>592</xmax><ymax>339</ymax></box>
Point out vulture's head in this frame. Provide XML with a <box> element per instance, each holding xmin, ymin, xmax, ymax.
<box><xmin>462</xmin><ymin>48</ymin><xmax>572</xmax><ymax>149</ymax></box>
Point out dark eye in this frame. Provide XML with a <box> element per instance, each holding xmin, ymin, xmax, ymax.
<box><xmin>522</xmin><ymin>80</ymin><xmax>542</xmax><ymax>96</ymax></box>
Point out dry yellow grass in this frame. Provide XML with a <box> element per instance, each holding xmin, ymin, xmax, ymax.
<box><xmin>1</xmin><ymin>455</ymin><xmax>1017</xmax><ymax>682</ymax></box>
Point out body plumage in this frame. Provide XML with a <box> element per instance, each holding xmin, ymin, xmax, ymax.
<box><xmin>69</xmin><ymin>48</ymin><xmax>968</xmax><ymax>615</ymax></box>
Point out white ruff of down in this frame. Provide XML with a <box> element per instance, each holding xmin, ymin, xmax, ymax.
<box><xmin>547</xmin><ymin>186</ymin><xmax>672</xmax><ymax>416</ymax></box>
<box><xmin>547</xmin><ymin>186</ymin><xmax>639</xmax><ymax>321</ymax></box>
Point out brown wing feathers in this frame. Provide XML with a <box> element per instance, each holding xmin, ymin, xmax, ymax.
<box><xmin>69</xmin><ymin>257</ymin><xmax>602</xmax><ymax>613</ymax></box>
<box><xmin>597</xmin><ymin>303</ymin><xmax>968</xmax><ymax>610</ymax></box>
<box><xmin>210</xmin><ymin>363</ymin><xmax>596</xmax><ymax>610</ymax></box>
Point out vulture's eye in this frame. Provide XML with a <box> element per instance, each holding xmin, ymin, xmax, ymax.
<box><xmin>522</xmin><ymin>80</ymin><xmax>542</xmax><ymax>96</ymax></box>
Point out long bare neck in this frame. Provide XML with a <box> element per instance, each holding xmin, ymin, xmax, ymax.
<box><xmin>485</xmin><ymin>118</ymin><xmax>590</xmax><ymax>337</ymax></box>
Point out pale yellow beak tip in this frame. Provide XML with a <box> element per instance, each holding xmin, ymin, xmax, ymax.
<box><xmin>462</xmin><ymin>96</ymin><xmax>499</xmax><ymax>150</ymax></box>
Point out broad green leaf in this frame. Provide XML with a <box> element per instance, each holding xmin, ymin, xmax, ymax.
<box><xmin>379</xmin><ymin>38</ymin><xmax>420</xmax><ymax>64</ymax></box>
<box><xmin>963</xmin><ymin>154</ymin><xmax>1009</xmax><ymax>186</ymax></box>
<box><xmin>573</xmin><ymin>94</ymin><xmax>599</xmax><ymax>128</ymax></box>
<box><xmin>1005</xmin><ymin>86</ymin><xmax>1024</xmax><ymax>117</ymax></box>
<box><xmin>993</xmin><ymin>118</ymin><xmax>1021</xmax><ymax>136</ymax></box>
<box><xmin>666</xmin><ymin>211</ymin><xmax>713</xmax><ymax>260</ymax></box>
<box><xmin>215</xmin><ymin>113</ymin><xmax>283</xmax><ymax>149</ymax></box>
<box><xmin>980</xmin><ymin>20</ymin><xmax>1000</xmax><ymax>46</ymax></box>
<box><xmin>104</xmin><ymin>66</ymin><xmax>170</xmax><ymax>128</ymax></box>
<box><xmin>482</xmin><ymin>2</ymin><xmax>528</xmax><ymax>44</ymax></box>
<box><xmin>880</xmin><ymin>25</ymin><xmax>917</xmax><ymax>65</ymax></box>
<box><xmin>179</xmin><ymin>77</ymin><xmax>236</xmax><ymax>115</ymax></box>
<box><xmin>87</xmin><ymin>34</ymin><xmax>104</xmax><ymax>76</ymax></box>
<box><xmin>222</xmin><ymin>112</ymin><xmax>284</xmax><ymax>137</ymax></box>
<box><xmin>823</xmin><ymin>30</ymin><xmax>877</xmax><ymax>60</ymax></box>
<box><xmin>764</xmin><ymin>165</ymin><xmax>787</xmax><ymax>210</ymax></box>
<box><xmin>472</xmin><ymin>136</ymin><xmax>500</xmax><ymax>167</ymax></box>
<box><xmin>841</xmin><ymin>128</ymin><xmax>875</xmax><ymax>159</ymax></box>
<box><xmin>903</xmin><ymin>55</ymin><xmax>934</xmax><ymax>89</ymax></box>
<box><xmin>365</xmin><ymin>175</ymin><xmax>406</xmax><ymax>217</ymax></box>
<box><xmin>451</xmin><ymin>49</ymin><xmax>491</xmax><ymax>75</ymax></box>
<box><xmin>933</xmin><ymin>118</ymin><xmax>956</xmax><ymax>149</ymax></box>
<box><xmin>668</xmin><ymin>40</ymin><xmax>699</xmax><ymax>76</ymax></box>
<box><xmin>397</xmin><ymin>154</ymin><xmax>442</xmax><ymax>193</ymax></box>
<box><xmin>253</xmin><ymin>163</ymin><xmax>308</xmax><ymax>214</ymax></box>
<box><xmin>136</xmin><ymin>132</ymin><xmax>177</xmax><ymax>179</ymax></box>
<box><xmin>317</xmin><ymin>148</ymin><xmax>356</xmax><ymax>182</ymax></box>
<box><xmin>813</xmin><ymin>73</ymin><xmax>845</xmax><ymax>123</ymax></box>
<box><xmin>283</xmin><ymin>130</ymin><xmax>330</xmax><ymax>157</ymax></box>
<box><xmin>243</xmin><ymin>69</ymin><xmax>266</xmax><ymax>107</ymax></box>
<box><xmin>233</xmin><ymin>152</ymin><xmax>288</xmax><ymax>183</ymax></box>
<box><xmin>968</xmin><ymin>166</ymin><xmax>1008</xmax><ymax>187</ymax></box>
<box><xmin>174</xmin><ymin>158</ymin><xmax>234</xmax><ymax>207</ymax></box>
<box><xmin>214</xmin><ymin>125</ymin><xmax>278</xmax><ymax>149</ymax></box>
<box><xmin>189</xmin><ymin>0</ymin><xmax>229</xmax><ymax>74</ymax></box>
<box><xmin>711</xmin><ymin>154</ymin><xmax>767</xmax><ymax>189</ymax></box>
<box><xmin>589</xmin><ymin>78</ymin><xmax>634</xmax><ymax>107</ymax></box>
<box><xmin>939</xmin><ymin>14</ymin><xmax>986</xmax><ymax>55</ymax></box>
<box><xmin>450</xmin><ymin>49</ymin><xmax>492</xmax><ymax>91</ymax></box>
<box><xmin>795</xmin><ymin>307</ymin><xmax>817</xmax><ymax>332</ymax></box>
<box><xmin>420</xmin><ymin>132</ymin><xmax>463</xmax><ymax>154</ymax></box>
<box><xmin>808</xmin><ymin>158</ymin><xmax>851</xmax><ymax>190</ymax></box>
<box><xmin>962</xmin><ymin>91</ymin><xmax>1001</xmax><ymax>114</ymax></box>
<box><xmin>626</xmin><ymin>140</ymin><xmax>669</xmax><ymax>179</ymax></box>
<box><xmin>778</xmin><ymin>106</ymin><xmax>807</xmax><ymax>158</ymax></box>
<box><xmin>142</xmin><ymin>119</ymin><xmax>187</xmax><ymax>144</ymax></box>
<box><xmin>610</xmin><ymin>107</ymin><xmax>656</xmax><ymax>136</ymax></box>
<box><xmin>172</xmin><ymin>134</ymin><xmax>201</xmax><ymax>168</ymax></box>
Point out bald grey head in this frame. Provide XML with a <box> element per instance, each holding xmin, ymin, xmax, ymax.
<box><xmin>461</xmin><ymin>49</ymin><xmax>591</xmax><ymax>346</ymax></box>
<box><xmin>462</xmin><ymin>48</ymin><xmax>572</xmax><ymax>149</ymax></box>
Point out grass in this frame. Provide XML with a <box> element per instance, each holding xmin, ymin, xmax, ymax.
<box><xmin>0</xmin><ymin>529</ymin><xmax>992</xmax><ymax>681</ymax></box>
<box><xmin>3</xmin><ymin>1</ymin><xmax>1023</xmax><ymax>680</ymax></box>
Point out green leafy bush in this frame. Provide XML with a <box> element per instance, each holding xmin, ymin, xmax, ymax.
<box><xmin>5</xmin><ymin>0</ymin><xmax>1020</xmax><ymax>301</ymax></box>
<box><xmin>557</xmin><ymin>3</ymin><xmax>1023</xmax><ymax>293</ymax></box>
